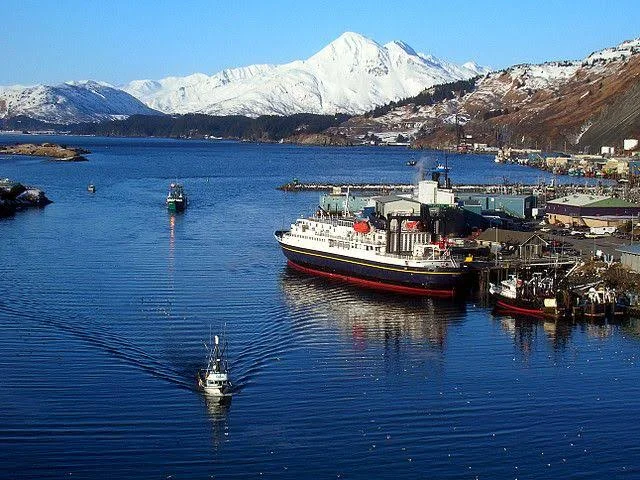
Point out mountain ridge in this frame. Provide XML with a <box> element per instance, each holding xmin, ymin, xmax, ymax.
<box><xmin>121</xmin><ymin>31</ymin><xmax>489</xmax><ymax>118</ymax></box>
<box><xmin>0</xmin><ymin>81</ymin><xmax>160</xmax><ymax>124</ymax></box>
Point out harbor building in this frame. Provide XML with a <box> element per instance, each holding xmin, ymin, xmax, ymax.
<box><xmin>457</xmin><ymin>194</ymin><xmax>536</xmax><ymax>219</ymax></box>
<box><xmin>417</xmin><ymin>180</ymin><xmax>455</xmax><ymax>206</ymax></box>
<box><xmin>546</xmin><ymin>194</ymin><xmax>640</xmax><ymax>228</ymax></box>
<box><xmin>476</xmin><ymin>228</ymin><xmax>549</xmax><ymax>260</ymax></box>
<box><xmin>371</xmin><ymin>195</ymin><xmax>422</xmax><ymax>217</ymax></box>
<box><xmin>617</xmin><ymin>244</ymin><xmax>640</xmax><ymax>272</ymax></box>
<box><xmin>320</xmin><ymin>193</ymin><xmax>370</xmax><ymax>214</ymax></box>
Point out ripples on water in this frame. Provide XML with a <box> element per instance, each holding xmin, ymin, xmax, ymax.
<box><xmin>1</xmin><ymin>136</ymin><xmax>639</xmax><ymax>479</ymax></box>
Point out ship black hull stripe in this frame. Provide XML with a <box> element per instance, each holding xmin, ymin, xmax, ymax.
<box><xmin>278</xmin><ymin>242</ymin><xmax>463</xmax><ymax>290</ymax></box>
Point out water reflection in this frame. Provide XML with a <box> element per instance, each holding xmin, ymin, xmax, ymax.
<box><xmin>622</xmin><ymin>315</ymin><xmax>640</xmax><ymax>339</ymax></box>
<box><xmin>496</xmin><ymin>314</ymin><xmax>572</xmax><ymax>357</ymax></box>
<box><xmin>494</xmin><ymin>310</ymin><xmax>636</xmax><ymax>356</ymax></box>
<box><xmin>203</xmin><ymin>394</ymin><xmax>231</xmax><ymax>450</ymax></box>
<box><xmin>279</xmin><ymin>270</ymin><xmax>466</xmax><ymax>348</ymax></box>
<box><xmin>168</xmin><ymin>213</ymin><xmax>176</xmax><ymax>274</ymax></box>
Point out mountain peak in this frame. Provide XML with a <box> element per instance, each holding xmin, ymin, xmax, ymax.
<box><xmin>333</xmin><ymin>31</ymin><xmax>375</xmax><ymax>44</ymax></box>
<box><xmin>310</xmin><ymin>31</ymin><xmax>381</xmax><ymax>62</ymax></box>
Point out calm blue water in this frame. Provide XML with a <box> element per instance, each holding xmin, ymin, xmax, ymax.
<box><xmin>1</xmin><ymin>135</ymin><xmax>639</xmax><ymax>479</ymax></box>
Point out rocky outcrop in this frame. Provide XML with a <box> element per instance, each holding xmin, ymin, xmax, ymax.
<box><xmin>0</xmin><ymin>143</ymin><xmax>90</xmax><ymax>161</ymax></box>
<box><xmin>0</xmin><ymin>179</ymin><xmax>52</xmax><ymax>217</ymax></box>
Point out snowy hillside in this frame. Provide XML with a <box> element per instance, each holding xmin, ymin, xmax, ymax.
<box><xmin>0</xmin><ymin>81</ymin><xmax>160</xmax><ymax>124</ymax></box>
<box><xmin>122</xmin><ymin>32</ymin><xmax>489</xmax><ymax>117</ymax></box>
<box><xmin>336</xmin><ymin>36</ymin><xmax>640</xmax><ymax>150</ymax></box>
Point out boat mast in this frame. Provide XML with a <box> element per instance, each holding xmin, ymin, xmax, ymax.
<box><xmin>343</xmin><ymin>186</ymin><xmax>350</xmax><ymax>217</ymax></box>
<box><xmin>214</xmin><ymin>335</ymin><xmax>221</xmax><ymax>372</ymax></box>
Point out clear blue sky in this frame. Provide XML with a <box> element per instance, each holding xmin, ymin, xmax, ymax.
<box><xmin>3</xmin><ymin>0</ymin><xmax>639</xmax><ymax>86</ymax></box>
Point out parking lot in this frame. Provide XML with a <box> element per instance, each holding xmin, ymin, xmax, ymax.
<box><xmin>541</xmin><ymin>231</ymin><xmax>634</xmax><ymax>259</ymax></box>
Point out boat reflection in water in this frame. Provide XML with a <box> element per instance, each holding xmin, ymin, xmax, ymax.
<box><xmin>495</xmin><ymin>314</ymin><xmax>573</xmax><ymax>357</ymax></box>
<box><xmin>202</xmin><ymin>394</ymin><xmax>231</xmax><ymax>450</ymax></box>
<box><xmin>280</xmin><ymin>270</ymin><xmax>466</xmax><ymax>349</ymax></box>
<box><xmin>494</xmin><ymin>309</ymin><xmax>633</xmax><ymax>357</ymax></box>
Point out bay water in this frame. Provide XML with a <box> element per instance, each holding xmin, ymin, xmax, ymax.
<box><xmin>1</xmin><ymin>135</ymin><xmax>639</xmax><ymax>479</ymax></box>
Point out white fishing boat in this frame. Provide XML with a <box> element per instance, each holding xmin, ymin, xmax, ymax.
<box><xmin>197</xmin><ymin>334</ymin><xmax>232</xmax><ymax>400</ymax></box>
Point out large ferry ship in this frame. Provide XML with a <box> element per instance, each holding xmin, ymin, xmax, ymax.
<box><xmin>275</xmin><ymin>214</ymin><xmax>466</xmax><ymax>297</ymax></box>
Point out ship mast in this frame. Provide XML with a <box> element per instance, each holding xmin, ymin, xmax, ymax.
<box><xmin>343</xmin><ymin>186</ymin><xmax>350</xmax><ymax>216</ymax></box>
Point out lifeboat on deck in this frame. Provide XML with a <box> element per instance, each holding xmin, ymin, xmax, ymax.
<box><xmin>353</xmin><ymin>220</ymin><xmax>371</xmax><ymax>234</ymax></box>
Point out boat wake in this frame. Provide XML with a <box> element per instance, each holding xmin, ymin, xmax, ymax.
<box><xmin>0</xmin><ymin>303</ymin><xmax>194</xmax><ymax>390</ymax></box>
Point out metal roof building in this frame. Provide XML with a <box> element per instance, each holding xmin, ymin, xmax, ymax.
<box><xmin>457</xmin><ymin>194</ymin><xmax>536</xmax><ymax>219</ymax></box>
<box><xmin>546</xmin><ymin>194</ymin><xmax>640</xmax><ymax>227</ymax></box>
<box><xmin>370</xmin><ymin>195</ymin><xmax>422</xmax><ymax>217</ymax></box>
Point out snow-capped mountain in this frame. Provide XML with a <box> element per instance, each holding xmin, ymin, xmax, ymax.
<box><xmin>122</xmin><ymin>32</ymin><xmax>489</xmax><ymax>117</ymax></box>
<box><xmin>0</xmin><ymin>81</ymin><xmax>160</xmax><ymax>124</ymax></box>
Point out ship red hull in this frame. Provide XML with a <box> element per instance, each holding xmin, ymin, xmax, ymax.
<box><xmin>287</xmin><ymin>260</ymin><xmax>456</xmax><ymax>297</ymax></box>
<box><xmin>495</xmin><ymin>299</ymin><xmax>546</xmax><ymax>318</ymax></box>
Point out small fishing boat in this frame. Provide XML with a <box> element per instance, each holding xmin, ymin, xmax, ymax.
<box><xmin>197</xmin><ymin>334</ymin><xmax>232</xmax><ymax>400</ymax></box>
<box><xmin>489</xmin><ymin>273</ymin><xmax>566</xmax><ymax>318</ymax></box>
<box><xmin>87</xmin><ymin>184</ymin><xmax>96</xmax><ymax>193</ymax></box>
<box><xmin>166</xmin><ymin>183</ymin><xmax>187</xmax><ymax>212</ymax></box>
<box><xmin>406</xmin><ymin>160</ymin><xmax>417</xmax><ymax>166</ymax></box>
<box><xmin>434</xmin><ymin>163</ymin><xmax>450</xmax><ymax>172</ymax></box>
<box><xmin>575</xmin><ymin>287</ymin><xmax>628</xmax><ymax>320</ymax></box>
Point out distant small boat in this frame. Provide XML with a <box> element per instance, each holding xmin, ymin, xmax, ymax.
<box><xmin>166</xmin><ymin>183</ymin><xmax>187</xmax><ymax>212</ymax></box>
<box><xmin>434</xmin><ymin>163</ymin><xmax>450</xmax><ymax>172</ymax></box>
<box><xmin>87</xmin><ymin>184</ymin><xmax>96</xmax><ymax>193</ymax></box>
<box><xmin>406</xmin><ymin>160</ymin><xmax>417</xmax><ymax>166</ymax></box>
<box><xmin>197</xmin><ymin>334</ymin><xmax>232</xmax><ymax>401</ymax></box>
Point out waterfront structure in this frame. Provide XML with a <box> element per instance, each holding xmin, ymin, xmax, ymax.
<box><xmin>417</xmin><ymin>180</ymin><xmax>455</xmax><ymax>206</ymax></box>
<box><xmin>476</xmin><ymin>228</ymin><xmax>548</xmax><ymax>260</ymax></box>
<box><xmin>370</xmin><ymin>195</ymin><xmax>422</xmax><ymax>217</ymax></box>
<box><xmin>546</xmin><ymin>194</ymin><xmax>640</xmax><ymax>227</ymax></box>
<box><xmin>617</xmin><ymin>244</ymin><xmax>640</xmax><ymax>272</ymax></box>
<box><xmin>457</xmin><ymin>194</ymin><xmax>536</xmax><ymax>219</ymax></box>
<box><xmin>320</xmin><ymin>193</ymin><xmax>370</xmax><ymax>215</ymax></box>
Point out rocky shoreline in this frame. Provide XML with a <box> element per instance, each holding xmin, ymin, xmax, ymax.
<box><xmin>0</xmin><ymin>179</ymin><xmax>52</xmax><ymax>217</ymax></box>
<box><xmin>0</xmin><ymin>142</ymin><xmax>90</xmax><ymax>161</ymax></box>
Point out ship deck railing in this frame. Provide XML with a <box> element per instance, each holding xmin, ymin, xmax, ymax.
<box><xmin>309</xmin><ymin>229</ymin><xmax>382</xmax><ymax>244</ymax></box>
<box><xmin>307</xmin><ymin>216</ymin><xmax>356</xmax><ymax>228</ymax></box>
